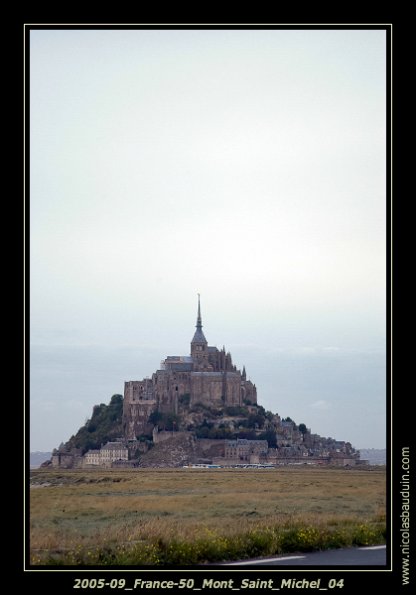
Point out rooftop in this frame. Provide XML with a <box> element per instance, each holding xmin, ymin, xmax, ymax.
<box><xmin>192</xmin><ymin>327</ymin><xmax>207</xmax><ymax>344</ymax></box>
<box><xmin>165</xmin><ymin>356</ymin><xmax>193</xmax><ymax>363</ymax></box>
<box><xmin>101</xmin><ymin>442</ymin><xmax>127</xmax><ymax>450</ymax></box>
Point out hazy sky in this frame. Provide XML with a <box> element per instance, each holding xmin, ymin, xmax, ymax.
<box><xmin>30</xmin><ymin>28</ymin><xmax>387</xmax><ymax>451</ymax></box>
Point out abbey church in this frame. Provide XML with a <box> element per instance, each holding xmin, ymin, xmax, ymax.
<box><xmin>123</xmin><ymin>297</ymin><xmax>257</xmax><ymax>439</ymax></box>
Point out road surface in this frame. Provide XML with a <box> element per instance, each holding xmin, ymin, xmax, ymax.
<box><xmin>223</xmin><ymin>545</ymin><xmax>386</xmax><ymax>566</ymax></box>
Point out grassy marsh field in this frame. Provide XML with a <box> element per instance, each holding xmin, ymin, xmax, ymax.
<box><xmin>29</xmin><ymin>466</ymin><xmax>386</xmax><ymax>565</ymax></box>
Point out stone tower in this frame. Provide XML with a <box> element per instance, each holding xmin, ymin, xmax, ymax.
<box><xmin>190</xmin><ymin>294</ymin><xmax>209</xmax><ymax>370</ymax></box>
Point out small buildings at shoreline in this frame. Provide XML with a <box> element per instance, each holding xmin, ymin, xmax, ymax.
<box><xmin>53</xmin><ymin>442</ymin><xmax>128</xmax><ymax>469</ymax></box>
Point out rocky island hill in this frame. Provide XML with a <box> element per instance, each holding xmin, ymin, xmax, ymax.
<box><xmin>47</xmin><ymin>298</ymin><xmax>361</xmax><ymax>469</ymax></box>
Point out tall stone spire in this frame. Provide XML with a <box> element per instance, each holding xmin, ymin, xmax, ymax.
<box><xmin>196</xmin><ymin>293</ymin><xmax>202</xmax><ymax>329</ymax></box>
<box><xmin>191</xmin><ymin>293</ymin><xmax>207</xmax><ymax>346</ymax></box>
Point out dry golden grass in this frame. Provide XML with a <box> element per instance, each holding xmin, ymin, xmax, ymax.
<box><xmin>29</xmin><ymin>467</ymin><xmax>386</xmax><ymax>564</ymax></box>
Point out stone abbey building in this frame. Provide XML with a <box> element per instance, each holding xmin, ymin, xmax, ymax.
<box><xmin>123</xmin><ymin>297</ymin><xmax>257</xmax><ymax>439</ymax></box>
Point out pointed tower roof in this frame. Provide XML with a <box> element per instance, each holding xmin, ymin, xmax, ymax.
<box><xmin>191</xmin><ymin>294</ymin><xmax>207</xmax><ymax>344</ymax></box>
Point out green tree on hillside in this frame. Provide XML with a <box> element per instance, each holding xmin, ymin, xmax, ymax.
<box><xmin>258</xmin><ymin>429</ymin><xmax>277</xmax><ymax>448</ymax></box>
<box><xmin>298</xmin><ymin>423</ymin><xmax>308</xmax><ymax>441</ymax></box>
<box><xmin>64</xmin><ymin>394</ymin><xmax>123</xmax><ymax>454</ymax></box>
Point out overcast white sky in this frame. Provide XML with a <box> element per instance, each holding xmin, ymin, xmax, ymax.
<box><xmin>30</xmin><ymin>28</ymin><xmax>387</xmax><ymax>451</ymax></box>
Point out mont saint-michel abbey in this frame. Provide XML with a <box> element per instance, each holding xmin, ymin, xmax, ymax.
<box><xmin>123</xmin><ymin>297</ymin><xmax>257</xmax><ymax>439</ymax></box>
<box><xmin>50</xmin><ymin>296</ymin><xmax>361</xmax><ymax>469</ymax></box>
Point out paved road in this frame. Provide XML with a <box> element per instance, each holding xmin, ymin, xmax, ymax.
<box><xmin>224</xmin><ymin>545</ymin><xmax>386</xmax><ymax>566</ymax></box>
